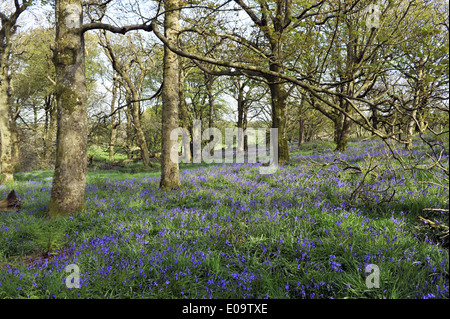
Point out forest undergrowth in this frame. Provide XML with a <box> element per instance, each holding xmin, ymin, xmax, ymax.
<box><xmin>0</xmin><ymin>138</ymin><xmax>448</xmax><ymax>299</ymax></box>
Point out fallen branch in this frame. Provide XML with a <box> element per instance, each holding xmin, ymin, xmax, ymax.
<box><xmin>418</xmin><ymin>216</ymin><xmax>449</xmax><ymax>240</ymax></box>
<box><xmin>422</xmin><ymin>208</ymin><xmax>449</xmax><ymax>212</ymax></box>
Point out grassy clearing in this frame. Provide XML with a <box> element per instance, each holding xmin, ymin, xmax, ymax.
<box><xmin>0</xmin><ymin>139</ymin><xmax>448</xmax><ymax>299</ymax></box>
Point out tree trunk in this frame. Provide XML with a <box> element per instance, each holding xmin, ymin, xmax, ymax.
<box><xmin>0</xmin><ymin>23</ymin><xmax>14</xmax><ymax>183</ymax></box>
<box><xmin>405</xmin><ymin>109</ymin><xmax>417</xmax><ymax>150</ymax></box>
<box><xmin>178</xmin><ymin>61</ymin><xmax>191</xmax><ymax>162</ymax></box>
<box><xmin>0</xmin><ymin>0</ymin><xmax>29</xmax><ymax>183</ymax></box>
<box><xmin>10</xmin><ymin>117</ymin><xmax>20</xmax><ymax>169</ymax></box>
<box><xmin>0</xmin><ymin>84</ymin><xmax>14</xmax><ymax>183</ymax></box>
<box><xmin>47</xmin><ymin>0</ymin><xmax>87</xmax><ymax>218</ymax></box>
<box><xmin>0</xmin><ymin>72</ymin><xmax>14</xmax><ymax>183</ymax></box>
<box><xmin>243</xmin><ymin>102</ymin><xmax>248</xmax><ymax>152</ymax></box>
<box><xmin>131</xmin><ymin>97</ymin><xmax>152</xmax><ymax>166</ymax></box>
<box><xmin>267</xmin><ymin>27</ymin><xmax>289</xmax><ymax>164</ymax></box>
<box><xmin>46</xmin><ymin>96</ymin><xmax>57</xmax><ymax>161</ymax></box>
<box><xmin>109</xmin><ymin>76</ymin><xmax>119</xmax><ymax>162</ymax></box>
<box><xmin>335</xmin><ymin>118</ymin><xmax>350</xmax><ymax>152</ymax></box>
<box><xmin>334</xmin><ymin>111</ymin><xmax>351</xmax><ymax>152</ymax></box>
<box><xmin>125</xmin><ymin>104</ymin><xmax>133</xmax><ymax>159</ymax></box>
<box><xmin>160</xmin><ymin>0</ymin><xmax>181</xmax><ymax>190</ymax></box>
<box><xmin>405</xmin><ymin>57</ymin><xmax>424</xmax><ymax>150</ymax></box>
<box><xmin>267</xmin><ymin>68</ymin><xmax>289</xmax><ymax>164</ymax></box>
<box><xmin>43</xmin><ymin>96</ymin><xmax>50</xmax><ymax>160</ymax></box>
<box><xmin>371</xmin><ymin>106</ymin><xmax>378</xmax><ymax>136</ymax></box>
<box><xmin>236</xmin><ymin>81</ymin><xmax>244</xmax><ymax>154</ymax></box>
<box><xmin>298</xmin><ymin>97</ymin><xmax>305</xmax><ymax>146</ymax></box>
<box><xmin>206</xmin><ymin>73</ymin><xmax>216</xmax><ymax>156</ymax></box>
<box><xmin>334</xmin><ymin>20</ymin><xmax>356</xmax><ymax>153</ymax></box>
<box><xmin>298</xmin><ymin>116</ymin><xmax>304</xmax><ymax>146</ymax></box>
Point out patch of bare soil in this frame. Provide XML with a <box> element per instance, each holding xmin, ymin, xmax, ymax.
<box><xmin>0</xmin><ymin>247</ymin><xmax>73</xmax><ymax>270</ymax></box>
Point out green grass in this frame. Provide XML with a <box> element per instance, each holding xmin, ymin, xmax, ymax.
<box><xmin>87</xmin><ymin>147</ymin><xmax>128</xmax><ymax>162</ymax></box>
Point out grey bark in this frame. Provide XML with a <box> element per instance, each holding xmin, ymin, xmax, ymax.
<box><xmin>47</xmin><ymin>0</ymin><xmax>88</xmax><ymax>217</ymax></box>
<box><xmin>109</xmin><ymin>75</ymin><xmax>119</xmax><ymax>162</ymax></box>
<box><xmin>0</xmin><ymin>1</ymin><xmax>30</xmax><ymax>183</ymax></box>
<box><xmin>160</xmin><ymin>0</ymin><xmax>181</xmax><ymax>189</ymax></box>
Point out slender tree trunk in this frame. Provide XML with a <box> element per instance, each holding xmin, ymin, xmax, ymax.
<box><xmin>243</xmin><ymin>102</ymin><xmax>249</xmax><ymax>152</ymax></box>
<box><xmin>43</xmin><ymin>96</ymin><xmax>51</xmax><ymax>160</ymax></box>
<box><xmin>33</xmin><ymin>104</ymin><xmax>39</xmax><ymax>150</ymax></box>
<box><xmin>371</xmin><ymin>106</ymin><xmax>378</xmax><ymax>136</ymax></box>
<box><xmin>109</xmin><ymin>120</ymin><xmax>118</xmax><ymax>162</ymax></box>
<box><xmin>298</xmin><ymin>97</ymin><xmax>305</xmax><ymax>146</ymax></box>
<box><xmin>47</xmin><ymin>0</ymin><xmax>87</xmax><ymax>218</ymax></box>
<box><xmin>125</xmin><ymin>104</ymin><xmax>133</xmax><ymax>159</ymax></box>
<box><xmin>236</xmin><ymin>82</ymin><xmax>244</xmax><ymax>154</ymax></box>
<box><xmin>236</xmin><ymin>80</ymin><xmax>250</xmax><ymax>154</ymax></box>
<box><xmin>160</xmin><ymin>0</ymin><xmax>181</xmax><ymax>190</ymax></box>
<box><xmin>109</xmin><ymin>76</ymin><xmax>119</xmax><ymax>162</ymax></box>
<box><xmin>405</xmin><ymin>58</ymin><xmax>424</xmax><ymax>150</ymax></box>
<box><xmin>10</xmin><ymin>114</ymin><xmax>20</xmax><ymax>169</ymax></box>
<box><xmin>298</xmin><ymin>117</ymin><xmax>304</xmax><ymax>146</ymax></box>
<box><xmin>131</xmin><ymin>97</ymin><xmax>152</xmax><ymax>166</ymax></box>
<box><xmin>178</xmin><ymin>62</ymin><xmax>191</xmax><ymax>162</ymax></box>
<box><xmin>47</xmin><ymin>97</ymin><xmax>56</xmax><ymax>161</ymax></box>
<box><xmin>306</xmin><ymin>125</ymin><xmax>313</xmax><ymax>142</ymax></box>
<box><xmin>206</xmin><ymin>73</ymin><xmax>216</xmax><ymax>156</ymax></box>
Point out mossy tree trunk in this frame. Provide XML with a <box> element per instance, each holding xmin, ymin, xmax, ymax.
<box><xmin>0</xmin><ymin>2</ymin><xmax>30</xmax><ymax>183</ymax></box>
<box><xmin>47</xmin><ymin>0</ymin><xmax>87</xmax><ymax>218</ymax></box>
<box><xmin>0</xmin><ymin>62</ymin><xmax>14</xmax><ymax>183</ymax></box>
<box><xmin>334</xmin><ymin>20</ymin><xmax>357</xmax><ymax>153</ymax></box>
<box><xmin>160</xmin><ymin>0</ymin><xmax>181</xmax><ymax>190</ymax></box>
<box><xmin>264</xmin><ymin>2</ymin><xmax>291</xmax><ymax>165</ymax></box>
<box><xmin>334</xmin><ymin>112</ymin><xmax>351</xmax><ymax>152</ymax></box>
<box><xmin>45</xmin><ymin>0</ymin><xmax>153</xmax><ymax>217</ymax></box>
<box><xmin>267</xmin><ymin>63</ymin><xmax>290</xmax><ymax>164</ymax></box>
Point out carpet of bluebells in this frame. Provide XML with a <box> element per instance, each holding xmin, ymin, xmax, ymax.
<box><xmin>0</xmin><ymin>139</ymin><xmax>448</xmax><ymax>299</ymax></box>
